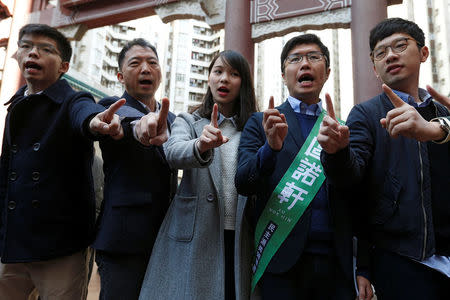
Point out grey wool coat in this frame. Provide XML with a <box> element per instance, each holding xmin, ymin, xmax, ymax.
<box><xmin>139</xmin><ymin>111</ymin><xmax>254</xmax><ymax>300</ymax></box>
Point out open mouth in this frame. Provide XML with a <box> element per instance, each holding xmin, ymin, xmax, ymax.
<box><xmin>217</xmin><ymin>87</ymin><xmax>230</xmax><ymax>97</ymax></box>
<box><xmin>24</xmin><ymin>61</ymin><xmax>42</xmax><ymax>71</ymax></box>
<box><xmin>298</xmin><ymin>74</ymin><xmax>314</xmax><ymax>86</ymax></box>
<box><xmin>139</xmin><ymin>79</ymin><xmax>153</xmax><ymax>85</ymax></box>
<box><xmin>218</xmin><ymin>87</ymin><xmax>230</xmax><ymax>93</ymax></box>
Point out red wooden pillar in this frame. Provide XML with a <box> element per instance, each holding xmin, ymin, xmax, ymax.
<box><xmin>351</xmin><ymin>0</ymin><xmax>387</xmax><ymax>104</ymax></box>
<box><xmin>224</xmin><ymin>0</ymin><xmax>254</xmax><ymax>72</ymax></box>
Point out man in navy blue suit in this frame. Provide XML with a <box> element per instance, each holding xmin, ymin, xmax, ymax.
<box><xmin>0</xmin><ymin>23</ymin><xmax>124</xmax><ymax>300</ymax></box>
<box><xmin>92</xmin><ymin>38</ymin><xmax>176</xmax><ymax>300</ymax></box>
<box><xmin>235</xmin><ymin>34</ymin><xmax>372</xmax><ymax>300</ymax></box>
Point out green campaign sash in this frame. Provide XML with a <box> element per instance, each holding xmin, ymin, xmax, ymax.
<box><xmin>251</xmin><ymin>110</ymin><xmax>343</xmax><ymax>292</ymax></box>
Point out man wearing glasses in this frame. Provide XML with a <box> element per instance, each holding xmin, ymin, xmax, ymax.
<box><xmin>319</xmin><ymin>18</ymin><xmax>450</xmax><ymax>299</ymax></box>
<box><xmin>0</xmin><ymin>24</ymin><xmax>124</xmax><ymax>299</ymax></box>
<box><xmin>236</xmin><ymin>34</ymin><xmax>372</xmax><ymax>299</ymax></box>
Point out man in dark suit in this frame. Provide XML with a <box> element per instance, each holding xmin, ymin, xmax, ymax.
<box><xmin>92</xmin><ymin>38</ymin><xmax>176</xmax><ymax>300</ymax></box>
<box><xmin>0</xmin><ymin>23</ymin><xmax>124</xmax><ymax>300</ymax></box>
<box><xmin>235</xmin><ymin>34</ymin><xmax>372</xmax><ymax>300</ymax></box>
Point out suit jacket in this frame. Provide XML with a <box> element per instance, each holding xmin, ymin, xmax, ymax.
<box><xmin>0</xmin><ymin>80</ymin><xmax>102</xmax><ymax>263</ymax></box>
<box><xmin>92</xmin><ymin>91</ymin><xmax>176</xmax><ymax>254</ymax></box>
<box><xmin>139</xmin><ymin>111</ymin><xmax>254</xmax><ymax>300</ymax></box>
<box><xmin>235</xmin><ymin>100</ymin><xmax>353</xmax><ymax>279</ymax></box>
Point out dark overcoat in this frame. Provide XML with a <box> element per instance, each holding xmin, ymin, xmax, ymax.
<box><xmin>0</xmin><ymin>79</ymin><xmax>103</xmax><ymax>263</ymax></box>
<box><xmin>92</xmin><ymin>91</ymin><xmax>176</xmax><ymax>254</ymax></box>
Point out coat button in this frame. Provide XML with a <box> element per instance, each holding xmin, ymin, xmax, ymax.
<box><xmin>206</xmin><ymin>193</ymin><xmax>214</xmax><ymax>202</ymax></box>
<box><xmin>33</xmin><ymin>143</ymin><xmax>40</xmax><ymax>151</ymax></box>
<box><xmin>8</xmin><ymin>201</ymin><xmax>16</xmax><ymax>210</ymax></box>
<box><xmin>9</xmin><ymin>172</ymin><xmax>17</xmax><ymax>181</ymax></box>
<box><xmin>32</xmin><ymin>172</ymin><xmax>40</xmax><ymax>181</ymax></box>
<box><xmin>11</xmin><ymin>144</ymin><xmax>18</xmax><ymax>153</ymax></box>
<box><xmin>32</xmin><ymin>199</ymin><xmax>40</xmax><ymax>208</ymax></box>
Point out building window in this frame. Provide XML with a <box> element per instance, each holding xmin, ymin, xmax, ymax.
<box><xmin>176</xmin><ymin>88</ymin><xmax>184</xmax><ymax>96</ymax></box>
<box><xmin>176</xmin><ymin>73</ymin><xmax>185</xmax><ymax>82</ymax></box>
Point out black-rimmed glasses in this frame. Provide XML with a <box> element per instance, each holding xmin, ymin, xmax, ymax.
<box><xmin>371</xmin><ymin>37</ymin><xmax>422</xmax><ymax>61</ymax></box>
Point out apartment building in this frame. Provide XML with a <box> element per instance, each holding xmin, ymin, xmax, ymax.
<box><xmin>164</xmin><ymin>19</ymin><xmax>224</xmax><ymax>114</ymax></box>
<box><xmin>67</xmin><ymin>16</ymin><xmax>169</xmax><ymax>100</ymax></box>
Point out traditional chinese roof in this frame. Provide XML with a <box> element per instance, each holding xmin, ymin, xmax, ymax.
<box><xmin>0</xmin><ymin>1</ymin><xmax>12</xmax><ymax>20</ymax></box>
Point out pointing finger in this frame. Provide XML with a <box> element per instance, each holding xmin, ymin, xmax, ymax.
<box><xmin>103</xmin><ymin>98</ymin><xmax>126</xmax><ymax>123</ymax></box>
<box><xmin>158</xmin><ymin>97</ymin><xmax>170</xmax><ymax>128</ymax></box>
<box><xmin>382</xmin><ymin>84</ymin><xmax>404</xmax><ymax>108</ymax></box>
<box><xmin>211</xmin><ymin>103</ymin><xmax>218</xmax><ymax>128</ymax></box>
<box><xmin>426</xmin><ymin>85</ymin><xmax>450</xmax><ymax>110</ymax></box>
<box><xmin>268</xmin><ymin>96</ymin><xmax>274</xmax><ymax>109</ymax></box>
<box><xmin>325</xmin><ymin>93</ymin><xmax>336</xmax><ymax>121</ymax></box>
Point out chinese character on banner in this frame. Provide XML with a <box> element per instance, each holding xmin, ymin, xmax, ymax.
<box><xmin>292</xmin><ymin>157</ymin><xmax>322</xmax><ymax>186</ymax></box>
<box><xmin>261</xmin><ymin>238</ymin><xmax>268</xmax><ymax>246</ymax></box>
<box><xmin>267</xmin><ymin>223</ymin><xmax>277</xmax><ymax>232</ymax></box>
<box><xmin>278</xmin><ymin>182</ymin><xmax>308</xmax><ymax>210</ymax></box>
<box><xmin>305</xmin><ymin>137</ymin><xmax>322</xmax><ymax>160</ymax></box>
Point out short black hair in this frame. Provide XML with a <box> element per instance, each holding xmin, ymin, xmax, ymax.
<box><xmin>196</xmin><ymin>50</ymin><xmax>257</xmax><ymax>131</ymax></box>
<box><xmin>19</xmin><ymin>23</ymin><xmax>72</xmax><ymax>62</ymax></box>
<box><xmin>369</xmin><ymin>18</ymin><xmax>425</xmax><ymax>52</ymax></box>
<box><xmin>280</xmin><ymin>33</ymin><xmax>330</xmax><ymax>73</ymax></box>
<box><xmin>118</xmin><ymin>38</ymin><xmax>158</xmax><ymax>70</ymax></box>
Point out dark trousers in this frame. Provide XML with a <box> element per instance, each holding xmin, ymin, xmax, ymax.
<box><xmin>95</xmin><ymin>250</ymin><xmax>151</xmax><ymax>300</ymax></box>
<box><xmin>225</xmin><ymin>230</ymin><xmax>236</xmax><ymax>300</ymax></box>
<box><xmin>372</xmin><ymin>248</ymin><xmax>450</xmax><ymax>300</ymax></box>
<box><xmin>260</xmin><ymin>253</ymin><xmax>354</xmax><ymax>300</ymax></box>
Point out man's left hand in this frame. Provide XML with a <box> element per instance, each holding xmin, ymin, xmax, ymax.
<box><xmin>135</xmin><ymin>97</ymin><xmax>170</xmax><ymax>146</ymax></box>
<box><xmin>426</xmin><ymin>85</ymin><xmax>450</xmax><ymax>110</ymax></box>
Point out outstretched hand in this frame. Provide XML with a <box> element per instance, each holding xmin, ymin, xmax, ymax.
<box><xmin>317</xmin><ymin>93</ymin><xmax>349</xmax><ymax>154</ymax></box>
<box><xmin>135</xmin><ymin>97</ymin><xmax>170</xmax><ymax>146</ymax></box>
<box><xmin>89</xmin><ymin>98</ymin><xmax>126</xmax><ymax>139</ymax></box>
<box><xmin>426</xmin><ymin>85</ymin><xmax>450</xmax><ymax>110</ymax></box>
<box><xmin>196</xmin><ymin>103</ymin><xmax>229</xmax><ymax>153</ymax></box>
<box><xmin>262</xmin><ymin>96</ymin><xmax>288</xmax><ymax>151</ymax></box>
<box><xmin>380</xmin><ymin>84</ymin><xmax>444</xmax><ymax>141</ymax></box>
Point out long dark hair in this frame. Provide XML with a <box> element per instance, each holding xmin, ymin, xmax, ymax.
<box><xmin>195</xmin><ymin>50</ymin><xmax>257</xmax><ymax>131</ymax></box>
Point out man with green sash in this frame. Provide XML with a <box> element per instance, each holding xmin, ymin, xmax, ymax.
<box><xmin>236</xmin><ymin>34</ymin><xmax>372</xmax><ymax>299</ymax></box>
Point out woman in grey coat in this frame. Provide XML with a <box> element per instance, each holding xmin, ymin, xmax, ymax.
<box><xmin>139</xmin><ymin>50</ymin><xmax>258</xmax><ymax>300</ymax></box>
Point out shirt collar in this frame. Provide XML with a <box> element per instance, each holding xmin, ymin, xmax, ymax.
<box><xmin>6</xmin><ymin>79</ymin><xmax>70</xmax><ymax>106</ymax></box>
<box><xmin>392</xmin><ymin>88</ymin><xmax>433</xmax><ymax>108</ymax></box>
<box><xmin>131</xmin><ymin>95</ymin><xmax>161</xmax><ymax>113</ymax></box>
<box><xmin>217</xmin><ymin>112</ymin><xmax>238</xmax><ymax>128</ymax></box>
<box><xmin>287</xmin><ymin>95</ymin><xmax>322</xmax><ymax>116</ymax></box>
<box><xmin>24</xmin><ymin>89</ymin><xmax>43</xmax><ymax>97</ymax></box>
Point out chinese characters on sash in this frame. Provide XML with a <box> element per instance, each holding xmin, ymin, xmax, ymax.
<box><xmin>277</xmin><ymin>137</ymin><xmax>323</xmax><ymax>210</ymax></box>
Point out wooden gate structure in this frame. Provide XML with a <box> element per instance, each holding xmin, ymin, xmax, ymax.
<box><xmin>1</xmin><ymin>0</ymin><xmax>402</xmax><ymax>104</ymax></box>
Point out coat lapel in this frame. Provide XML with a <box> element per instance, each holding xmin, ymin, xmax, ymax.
<box><xmin>192</xmin><ymin>117</ymin><xmax>222</xmax><ymax>194</ymax></box>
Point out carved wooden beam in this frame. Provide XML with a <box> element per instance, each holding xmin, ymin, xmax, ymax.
<box><xmin>29</xmin><ymin>0</ymin><xmax>179</xmax><ymax>30</ymax></box>
<box><xmin>250</xmin><ymin>0</ymin><xmax>352</xmax><ymax>24</ymax></box>
<box><xmin>60</xmin><ymin>0</ymin><xmax>96</xmax><ymax>9</ymax></box>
